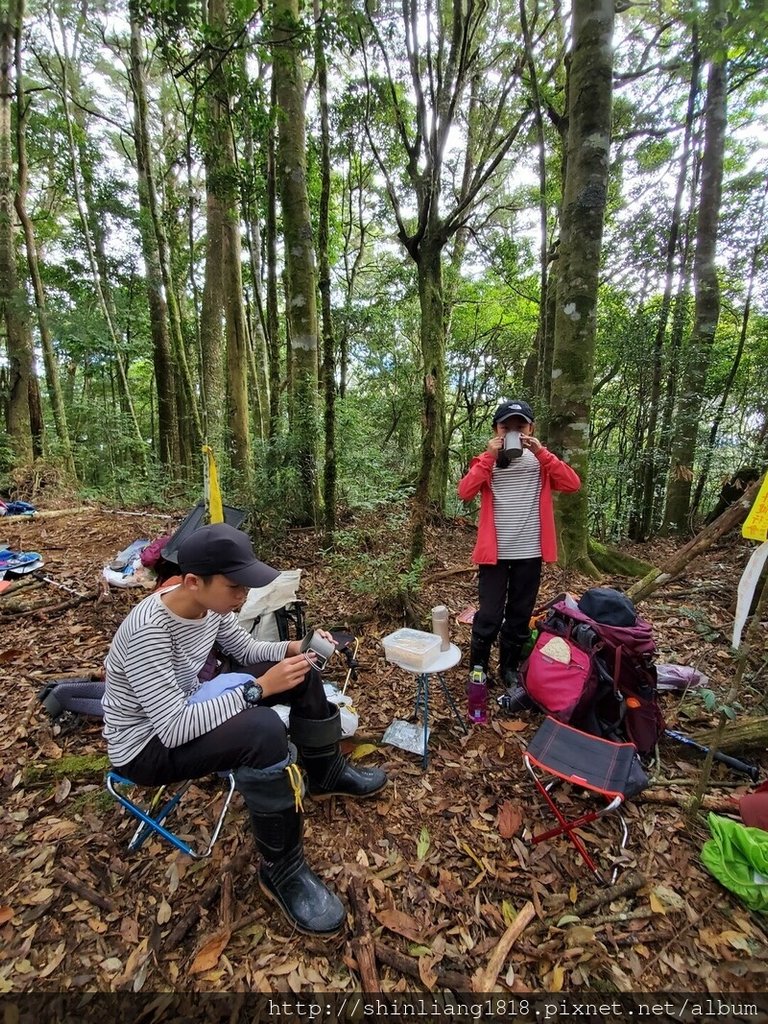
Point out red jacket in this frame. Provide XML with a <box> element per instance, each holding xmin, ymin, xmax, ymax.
<box><xmin>457</xmin><ymin>448</ymin><xmax>581</xmax><ymax>564</ymax></box>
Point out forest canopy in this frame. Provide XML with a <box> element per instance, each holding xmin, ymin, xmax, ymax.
<box><xmin>1</xmin><ymin>0</ymin><xmax>767</xmax><ymax>565</ymax></box>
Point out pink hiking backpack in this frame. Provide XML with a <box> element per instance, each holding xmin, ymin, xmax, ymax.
<box><xmin>521</xmin><ymin>588</ymin><xmax>665</xmax><ymax>756</ymax></box>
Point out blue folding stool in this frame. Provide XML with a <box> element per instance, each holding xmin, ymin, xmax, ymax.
<box><xmin>106</xmin><ymin>771</ymin><xmax>236</xmax><ymax>859</ymax></box>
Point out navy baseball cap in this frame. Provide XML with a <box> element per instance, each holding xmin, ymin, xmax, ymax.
<box><xmin>492</xmin><ymin>400</ymin><xmax>534</xmax><ymax>426</ymax></box>
<box><xmin>178</xmin><ymin>523</ymin><xmax>280</xmax><ymax>588</ymax></box>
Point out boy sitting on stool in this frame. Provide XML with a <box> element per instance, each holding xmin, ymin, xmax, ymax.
<box><xmin>103</xmin><ymin>522</ymin><xmax>386</xmax><ymax>935</ymax></box>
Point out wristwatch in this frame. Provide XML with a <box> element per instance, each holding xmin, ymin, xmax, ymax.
<box><xmin>242</xmin><ymin>680</ymin><xmax>264</xmax><ymax>707</ymax></box>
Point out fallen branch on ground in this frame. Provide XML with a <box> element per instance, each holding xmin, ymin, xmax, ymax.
<box><xmin>164</xmin><ymin>853</ymin><xmax>249</xmax><ymax>951</ymax></box>
<box><xmin>628</xmin><ymin>475</ymin><xmax>763</xmax><ymax>603</ymax></box>
<box><xmin>4</xmin><ymin>507</ymin><xmax>95</xmax><ymax>520</ymax></box>
<box><xmin>373</xmin><ymin>941</ymin><xmax>472</xmax><ymax>994</ymax></box>
<box><xmin>424</xmin><ymin>566</ymin><xmax>477</xmax><ymax>582</ymax></box>
<box><xmin>52</xmin><ymin>867</ymin><xmax>116</xmax><ymax>914</ymax></box>
<box><xmin>348</xmin><ymin>875</ymin><xmax>381</xmax><ymax>992</ymax></box>
<box><xmin>0</xmin><ymin>591</ymin><xmax>95</xmax><ymax>621</ymax></box>
<box><xmin>570</xmin><ymin>870</ymin><xmax>646</xmax><ymax>918</ymax></box>
<box><xmin>636</xmin><ymin>790</ymin><xmax>736</xmax><ymax>814</ymax></box>
<box><xmin>473</xmin><ymin>901</ymin><xmax>536</xmax><ymax>991</ymax></box>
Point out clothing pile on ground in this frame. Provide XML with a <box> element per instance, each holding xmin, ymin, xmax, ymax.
<box><xmin>101</xmin><ymin>539</ymin><xmax>157</xmax><ymax>588</ymax></box>
<box><xmin>0</xmin><ymin>499</ymin><xmax>36</xmax><ymax>516</ymax></box>
<box><xmin>0</xmin><ymin>546</ymin><xmax>43</xmax><ymax>580</ymax></box>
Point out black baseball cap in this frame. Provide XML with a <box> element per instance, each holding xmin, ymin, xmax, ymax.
<box><xmin>492</xmin><ymin>400</ymin><xmax>534</xmax><ymax>426</ymax></box>
<box><xmin>177</xmin><ymin>523</ymin><xmax>280</xmax><ymax>588</ymax></box>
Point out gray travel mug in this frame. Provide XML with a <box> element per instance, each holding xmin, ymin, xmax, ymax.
<box><xmin>299</xmin><ymin>630</ymin><xmax>336</xmax><ymax>671</ymax></box>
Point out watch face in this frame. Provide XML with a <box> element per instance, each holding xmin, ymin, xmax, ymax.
<box><xmin>244</xmin><ymin>682</ymin><xmax>263</xmax><ymax>706</ymax></box>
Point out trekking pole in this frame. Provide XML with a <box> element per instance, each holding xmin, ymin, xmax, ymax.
<box><xmin>31</xmin><ymin>569</ymin><xmax>87</xmax><ymax>598</ymax></box>
<box><xmin>664</xmin><ymin>730</ymin><xmax>760</xmax><ymax>782</ymax></box>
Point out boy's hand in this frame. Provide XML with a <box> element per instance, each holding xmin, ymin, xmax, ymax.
<box><xmin>287</xmin><ymin>630</ymin><xmax>337</xmax><ymax>660</ymax></box>
<box><xmin>260</xmin><ymin>655</ymin><xmax>310</xmax><ymax>697</ymax></box>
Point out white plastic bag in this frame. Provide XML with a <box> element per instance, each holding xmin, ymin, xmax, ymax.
<box><xmin>272</xmin><ymin>683</ymin><xmax>359</xmax><ymax>738</ymax></box>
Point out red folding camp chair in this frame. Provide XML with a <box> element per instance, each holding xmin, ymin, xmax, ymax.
<box><xmin>523</xmin><ymin>716</ymin><xmax>637</xmax><ymax>882</ymax></box>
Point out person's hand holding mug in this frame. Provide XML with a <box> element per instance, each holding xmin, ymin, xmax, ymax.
<box><xmin>521</xmin><ymin>434</ymin><xmax>543</xmax><ymax>455</ymax></box>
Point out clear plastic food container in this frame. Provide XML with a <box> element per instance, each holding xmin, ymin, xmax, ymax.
<box><xmin>382</xmin><ymin>628</ymin><xmax>442</xmax><ymax>670</ymax></box>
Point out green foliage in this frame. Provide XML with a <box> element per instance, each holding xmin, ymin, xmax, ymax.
<box><xmin>0</xmin><ymin>433</ymin><xmax>16</xmax><ymax>478</ymax></box>
<box><xmin>327</xmin><ymin>505</ymin><xmax>425</xmax><ymax>607</ymax></box>
<box><xmin>7</xmin><ymin>0</ymin><xmax>768</xmax><ymax>559</ymax></box>
<box><xmin>236</xmin><ymin>435</ymin><xmax>312</xmax><ymax>549</ymax></box>
<box><xmin>699</xmin><ymin>688</ymin><xmax>742</xmax><ymax>721</ymax></box>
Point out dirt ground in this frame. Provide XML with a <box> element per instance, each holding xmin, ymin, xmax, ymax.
<box><xmin>1</xmin><ymin>504</ymin><xmax>767</xmax><ymax>996</ymax></box>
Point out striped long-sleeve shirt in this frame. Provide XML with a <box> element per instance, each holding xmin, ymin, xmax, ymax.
<box><xmin>491</xmin><ymin>449</ymin><xmax>543</xmax><ymax>559</ymax></box>
<box><xmin>102</xmin><ymin>587</ymin><xmax>289</xmax><ymax>766</ymax></box>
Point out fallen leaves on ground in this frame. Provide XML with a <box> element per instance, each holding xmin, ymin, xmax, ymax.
<box><xmin>0</xmin><ymin>506</ymin><xmax>766</xmax><ymax>993</ymax></box>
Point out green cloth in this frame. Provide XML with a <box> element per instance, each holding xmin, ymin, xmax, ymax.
<box><xmin>701</xmin><ymin>812</ymin><xmax>768</xmax><ymax>913</ymax></box>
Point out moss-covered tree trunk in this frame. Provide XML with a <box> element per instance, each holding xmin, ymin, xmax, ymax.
<box><xmin>199</xmin><ymin>184</ymin><xmax>226</xmax><ymax>453</ymax></box>
<box><xmin>273</xmin><ymin>0</ymin><xmax>320</xmax><ymax>524</ymax></box>
<box><xmin>411</xmin><ymin>242</ymin><xmax>446</xmax><ymax>563</ymax></box>
<box><xmin>265</xmin><ymin>72</ymin><xmax>281</xmax><ymax>439</ymax></box>
<box><xmin>1</xmin><ymin>3</ymin><xmax>35</xmax><ymax>463</ymax></box>
<box><xmin>548</xmin><ymin>0</ymin><xmax>614</xmax><ymax>574</ymax></box>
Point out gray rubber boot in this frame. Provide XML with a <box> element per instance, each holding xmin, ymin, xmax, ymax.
<box><xmin>234</xmin><ymin>745</ymin><xmax>345</xmax><ymax>935</ymax></box>
<box><xmin>290</xmin><ymin>704</ymin><xmax>387</xmax><ymax>799</ymax></box>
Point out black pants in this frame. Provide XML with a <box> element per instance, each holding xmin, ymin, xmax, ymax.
<box><xmin>115</xmin><ymin>662</ymin><xmax>329</xmax><ymax>787</ymax></box>
<box><xmin>472</xmin><ymin>557</ymin><xmax>543</xmax><ymax>648</ymax></box>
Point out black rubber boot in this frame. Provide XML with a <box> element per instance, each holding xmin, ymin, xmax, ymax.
<box><xmin>235</xmin><ymin>746</ymin><xmax>345</xmax><ymax>936</ymax></box>
<box><xmin>290</xmin><ymin>705</ymin><xmax>387</xmax><ymax>799</ymax></box>
<box><xmin>499</xmin><ymin>637</ymin><xmax>524</xmax><ymax>689</ymax></box>
<box><xmin>498</xmin><ymin>635</ymin><xmax>534</xmax><ymax>712</ymax></box>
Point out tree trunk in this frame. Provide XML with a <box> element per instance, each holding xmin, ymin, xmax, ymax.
<box><xmin>655</xmin><ymin>192</ymin><xmax>697</xmax><ymax>534</ymax></box>
<box><xmin>13</xmin><ymin>0</ymin><xmax>75</xmax><ymax>476</ymax></box>
<box><xmin>663</xmin><ymin>3</ymin><xmax>727</xmax><ymax>535</ymax></box>
<box><xmin>273</xmin><ymin>0</ymin><xmax>320</xmax><ymax>525</ymax></box>
<box><xmin>363</xmin><ymin>2</ymin><xmax>533</xmax><ymax>564</ymax></box>
<box><xmin>199</xmin><ymin>183</ymin><xmax>226</xmax><ymax>453</ymax></box>
<box><xmin>548</xmin><ymin>0</ymin><xmax>615</xmax><ymax>574</ymax></box>
<box><xmin>199</xmin><ymin>0</ymin><xmax>251</xmax><ymax>480</ymax></box>
<box><xmin>690</xmin><ymin>177</ymin><xmax>768</xmax><ymax>521</ymax></box>
<box><xmin>223</xmin><ymin>208</ymin><xmax>252</xmax><ymax>479</ymax></box>
<box><xmin>1</xmin><ymin>2</ymin><xmax>34</xmax><ymax>463</ymax></box>
<box><xmin>242</xmin><ymin>120</ymin><xmax>270</xmax><ymax>442</ymax></box>
<box><xmin>637</xmin><ymin>32</ymin><xmax>700</xmax><ymax>539</ymax></box>
<box><xmin>520</xmin><ymin>0</ymin><xmax>549</xmax><ymax>412</ymax></box>
<box><xmin>129</xmin><ymin>5</ymin><xmax>179</xmax><ymax>471</ymax></box>
<box><xmin>627</xmin><ymin>474</ymin><xmax>763</xmax><ymax>603</ymax></box>
<box><xmin>50</xmin><ymin>12</ymin><xmax>148</xmax><ymax>471</ymax></box>
<box><xmin>314</xmin><ymin>0</ymin><xmax>336</xmax><ymax>545</ymax></box>
<box><xmin>340</xmin><ymin>152</ymin><xmax>368</xmax><ymax>402</ymax></box>
<box><xmin>265</xmin><ymin>71</ymin><xmax>281</xmax><ymax>438</ymax></box>
<box><xmin>411</xmin><ymin>242</ymin><xmax>446</xmax><ymax>562</ymax></box>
